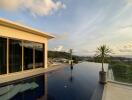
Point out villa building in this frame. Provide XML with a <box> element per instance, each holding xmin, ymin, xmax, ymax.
<box><xmin>0</xmin><ymin>18</ymin><xmax>54</xmax><ymax>84</ymax></box>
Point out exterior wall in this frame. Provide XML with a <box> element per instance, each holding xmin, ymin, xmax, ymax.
<box><xmin>0</xmin><ymin>25</ymin><xmax>48</xmax><ymax>84</ymax></box>
<box><xmin>0</xmin><ymin>25</ymin><xmax>48</xmax><ymax>68</ymax></box>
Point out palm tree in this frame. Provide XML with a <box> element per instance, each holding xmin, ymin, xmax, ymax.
<box><xmin>96</xmin><ymin>45</ymin><xmax>111</xmax><ymax>72</ymax></box>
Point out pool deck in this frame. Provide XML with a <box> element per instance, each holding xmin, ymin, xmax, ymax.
<box><xmin>102</xmin><ymin>81</ymin><xmax>132</xmax><ymax>100</ymax></box>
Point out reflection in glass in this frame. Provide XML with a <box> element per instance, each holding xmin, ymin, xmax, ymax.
<box><xmin>0</xmin><ymin>37</ymin><xmax>7</xmax><ymax>74</ymax></box>
<box><xmin>23</xmin><ymin>41</ymin><xmax>33</xmax><ymax>70</ymax></box>
<box><xmin>9</xmin><ymin>39</ymin><xmax>22</xmax><ymax>73</ymax></box>
<box><xmin>35</xmin><ymin>43</ymin><xmax>44</xmax><ymax>68</ymax></box>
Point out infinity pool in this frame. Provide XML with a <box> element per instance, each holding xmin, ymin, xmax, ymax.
<box><xmin>0</xmin><ymin>62</ymin><xmax>108</xmax><ymax>100</ymax></box>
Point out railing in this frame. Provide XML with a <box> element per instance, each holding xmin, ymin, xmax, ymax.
<box><xmin>107</xmin><ymin>61</ymin><xmax>132</xmax><ymax>84</ymax></box>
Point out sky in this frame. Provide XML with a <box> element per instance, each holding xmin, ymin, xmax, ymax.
<box><xmin>0</xmin><ymin>0</ymin><xmax>132</xmax><ymax>57</ymax></box>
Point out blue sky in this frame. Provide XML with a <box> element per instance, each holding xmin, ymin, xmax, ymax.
<box><xmin>0</xmin><ymin>0</ymin><xmax>132</xmax><ymax>56</ymax></box>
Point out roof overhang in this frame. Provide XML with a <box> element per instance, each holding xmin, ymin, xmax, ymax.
<box><xmin>0</xmin><ymin>18</ymin><xmax>55</xmax><ymax>39</ymax></box>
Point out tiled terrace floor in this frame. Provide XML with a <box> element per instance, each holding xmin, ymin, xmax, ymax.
<box><xmin>102</xmin><ymin>82</ymin><xmax>132</xmax><ymax>100</ymax></box>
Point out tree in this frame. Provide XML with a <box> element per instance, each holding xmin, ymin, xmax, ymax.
<box><xmin>96</xmin><ymin>45</ymin><xmax>111</xmax><ymax>72</ymax></box>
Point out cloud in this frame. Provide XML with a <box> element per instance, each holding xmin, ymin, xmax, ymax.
<box><xmin>119</xmin><ymin>44</ymin><xmax>132</xmax><ymax>53</ymax></box>
<box><xmin>119</xmin><ymin>49</ymin><xmax>132</xmax><ymax>52</ymax></box>
<box><xmin>81</xmin><ymin>49</ymin><xmax>95</xmax><ymax>53</ymax></box>
<box><xmin>53</xmin><ymin>45</ymin><xmax>70</xmax><ymax>52</ymax></box>
<box><xmin>123</xmin><ymin>44</ymin><xmax>132</xmax><ymax>48</ymax></box>
<box><xmin>0</xmin><ymin>0</ymin><xmax>21</xmax><ymax>11</ymax></box>
<box><xmin>126</xmin><ymin>0</ymin><xmax>132</xmax><ymax>4</ymax></box>
<box><xmin>54</xmin><ymin>33</ymin><xmax>69</xmax><ymax>40</ymax></box>
<box><xmin>0</xmin><ymin>0</ymin><xmax>66</xmax><ymax>16</ymax></box>
<box><xmin>53</xmin><ymin>45</ymin><xmax>64</xmax><ymax>51</ymax></box>
<box><xmin>119</xmin><ymin>24</ymin><xmax>132</xmax><ymax>29</ymax></box>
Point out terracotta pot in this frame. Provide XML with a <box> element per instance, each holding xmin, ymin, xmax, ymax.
<box><xmin>99</xmin><ymin>71</ymin><xmax>107</xmax><ymax>84</ymax></box>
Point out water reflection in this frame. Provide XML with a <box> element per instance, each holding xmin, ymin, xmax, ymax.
<box><xmin>0</xmin><ymin>75</ymin><xmax>45</xmax><ymax>100</ymax></box>
<box><xmin>69</xmin><ymin>65</ymin><xmax>74</xmax><ymax>83</ymax></box>
<box><xmin>0</xmin><ymin>62</ymin><xmax>106</xmax><ymax>100</ymax></box>
<box><xmin>47</xmin><ymin>62</ymin><xmax>106</xmax><ymax>100</ymax></box>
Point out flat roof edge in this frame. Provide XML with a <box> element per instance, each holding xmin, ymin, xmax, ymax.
<box><xmin>0</xmin><ymin>18</ymin><xmax>55</xmax><ymax>39</ymax></box>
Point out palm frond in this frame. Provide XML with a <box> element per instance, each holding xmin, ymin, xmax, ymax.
<box><xmin>95</xmin><ymin>44</ymin><xmax>112</xmax><ymax>60</ymax></box>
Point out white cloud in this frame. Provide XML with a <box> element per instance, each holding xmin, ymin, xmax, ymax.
<box><xmin>53</xmin><ymin>45</ymin><xmax>64</xmax><ymax>51</ymax></box>
<box><xmin>0</xmin><ymin>0</ymin><xmax>21</xmax><ymax>11</ymax></box>
<box><xmin>119</xmin><ymin>44</ymin><xmax>132</xmax><ymax>53</ymax></box>
<box><xmin>53</xmin><ymin>45</ymin><xmax>70</xmax><ymax>52</ymax></box>
<box><xmin>0</xmin><ymin>0</ymin><xmax>66</xmax><ymax>16</ymax></box>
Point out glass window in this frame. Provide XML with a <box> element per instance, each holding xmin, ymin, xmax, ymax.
<box><xmin>9</xmin><ymin>39</ymin><xmax>22</xmax><ymax>73</ymax></box>
<box><xmin>23</xmin><ymin>41</ymin><xmax>33</xmax><ymax>70</ymax></box>
<box><xmin>34</xmin><ymin>43</ymin><xmax>44</xmax><ymax>68</ymax></box>
<box><xmin>0</xmin><ymin>37</ymin><xmax>7</xmax><ymax>75</ymax></box>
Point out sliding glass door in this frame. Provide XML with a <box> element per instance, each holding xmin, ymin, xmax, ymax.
<box><xmin>0</xmin><ymin>37</ymin><xmax>7</xmax><ymax>75</ymax></box>
<box><xmin>9</xmin><ymin>39</ymin><xmax>22</xmax><ymax>73</ymax></box>
<box><xmin>23</xmin><ymin>41</ymin><xmax>33</xmax><ymax>70</ymax></box>
<box><xmin>35</xmin><ymin>43</ymin><xmax>44</xmax><ymax>68</ymax></box>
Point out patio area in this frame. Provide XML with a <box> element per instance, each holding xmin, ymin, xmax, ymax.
<box><xmin>102</xmin><ymin>81</ymin><xmax>132</xmax><ymax>100</ymax></box>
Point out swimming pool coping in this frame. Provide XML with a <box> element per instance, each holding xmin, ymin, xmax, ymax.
<box><xmin>0</xmin><ymin>63</ymin><xmax>70</xmax><ymax>87</ymax></box>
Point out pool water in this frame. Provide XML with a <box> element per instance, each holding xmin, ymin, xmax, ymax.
<box><xmin>0</xmin><ymin>62</ymin><xmax>108</xmax><ymax>100</ymax></box>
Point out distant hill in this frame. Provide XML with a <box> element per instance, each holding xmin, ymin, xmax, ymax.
<box><xmin>48</xmin><ymin>51</ymin><xmax>70</xmax><ymax>59</ymax></box>
<box><xmin>48</xmin><ymin>51</ymin><xmax>81</xmax><ymax>62</ymax></box>
<box><xmin>48</xmin><ymin>51</ymin><xmax>132</xmax><ymax>63</ymax></box>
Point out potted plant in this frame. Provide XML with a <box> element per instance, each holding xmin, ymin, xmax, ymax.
<box><xmin>96</xmin><ymin>45</ymin><xmax>111</xmax><ymax>84</ymax></box>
